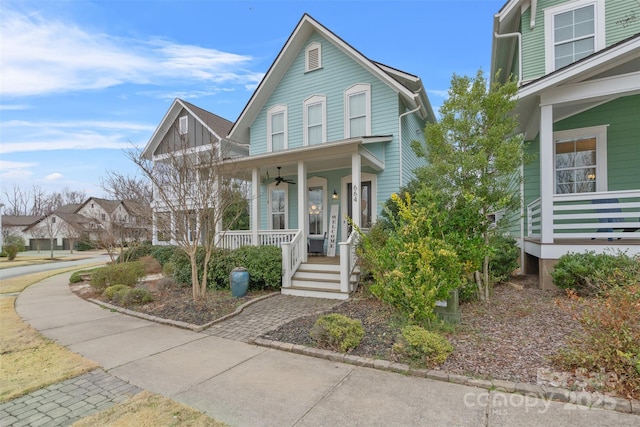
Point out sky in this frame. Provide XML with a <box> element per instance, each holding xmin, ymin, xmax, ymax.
<box><xmin>0</xmin><ymin>0</ymin><xmax>505</xmax><ymax>200</ymax></box>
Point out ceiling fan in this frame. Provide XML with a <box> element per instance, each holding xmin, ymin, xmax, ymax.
<box><xmin>274</xmin><ymin>166</ymin><xmax>295</xmax><ymax>186</ymax></box>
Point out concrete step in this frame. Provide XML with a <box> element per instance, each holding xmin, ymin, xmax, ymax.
<box><xmin>281</xmin><ymin>286</ymin><xmax>350</xmax><ymax>300</ymax></box>
<box><xmin>291</xmin><ymin>277</ymin><xmax>340</xmax><ymax>291</ymax></box>
<box><xmin>293</xmin><ymin>270</ymin><xmax>341</xmax><ymax>282</ymax></box>
<box><xmin>297</xmin><ymin>263</ymin><xmax>340</xmax><ymax>273</ymax></box>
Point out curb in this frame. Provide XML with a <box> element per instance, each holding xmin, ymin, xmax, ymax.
<box><xmin>88</xmin><ymin>292</ymin><xmax>280</xmax><ymax>332</ymax></box>
<box><xmin>251</xmin><ymin>337</ymin><xmax>640</xmax><ymax>416</ymax></box>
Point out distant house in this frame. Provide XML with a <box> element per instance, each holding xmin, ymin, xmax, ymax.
<box><xmin>76</xmin><ymin>197</ymin><xmax>151</xmax><ymax>243</ymax></box>
<box><xmin>2</xmin><ymin>215</ymin><xmax>42</xmax><ymax>247</ymax></box>
<box><xmin>22</xmin><ymin>208</ymin><xmax>93</xmax><ymax>251</ymax></box>
<box><xmin>491</xmin><ymin>0</ymin><xmax>640</xmax><ymax>287</ymax></box>
<box><xmin>143</xmin><ymin>14</ymin><xmax>435</xmax><ymax>299</ymax></box>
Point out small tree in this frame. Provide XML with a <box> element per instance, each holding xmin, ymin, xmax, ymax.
<box><xmin>412</xmin><ymin>70</ymin><xmax>524</xmax><ymax>300</ymax></box>
<box><xmin>128</xmin><ymin>126</ymin><xmax>248</xmax><ymax>302</ymax></box>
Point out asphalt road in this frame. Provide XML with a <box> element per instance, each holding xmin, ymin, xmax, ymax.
<box><xmin>0</xmin><ymin>254</ymin><xmax>111</xmax><ymax>280</ymax></box>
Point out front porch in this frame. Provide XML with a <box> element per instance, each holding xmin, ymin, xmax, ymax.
<box><xmin>218</xmin><ymin>229</ymin><xmax>359</xmax><ymax>300</ymax></box>
<box><xmin>524</xmin><ymin>189</ymin><xmax>640</xmax><ymax>287</ymax></box>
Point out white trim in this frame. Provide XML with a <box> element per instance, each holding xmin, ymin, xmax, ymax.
<box><xmin>553</xmin><ymin>125</ymin><xmax>608</xmax><ymax>194</ymax></box>
<box><xmin>344</xmin><ymin>83</ymin><xmax>371</xmax><ymax>138</ymax></box>
<box><xmin>544</xmin><ymin>0</ymin><xmax>605</xmax><ymax>74</ymax></box>
<box><xmin>340</xmin><ymin>172</ymin><xmax>377</xmax><ymax>240</ymax></box>
<box><xmin>267</xmin><ymin>104</ymin><xmax>287</xmax><ymax>152</ymax></box>
<box><xmin>268</xmin><ymin>182</ymin><xmax>288</xmax><ymax>230</ymax></box>
<box><xmin>305</xmin><ymin>42</ymin><xmax>322</xmax><ymax>72</ymax></box>
<box><xmin>303</xmin><ymin>95</ymin><xmax>327</xmax><ymax>146</ymax></box>
<box><xmin>307</xmin><ymin>176</ymin><xmax>328</xmax><ymax>237</ymax></box>
<box><xmin>178</xmin><ymin>115</ymin><xmax>188</xmax><ymax>135</ymax></box>
<box><xmin>540</xmin><ymin>71</ymin><xmax>640</xmax><ymax>106</ymax></box>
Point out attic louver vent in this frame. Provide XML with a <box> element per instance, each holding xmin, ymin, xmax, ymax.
<box><xmin>305</xmin><ymin>42</ymin><xmax>321</xmax><ymax>72</ymax></box>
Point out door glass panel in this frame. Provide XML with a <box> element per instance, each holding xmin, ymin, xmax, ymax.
<box><xmin>308</xmin><ymin>186</ymin><xmax>323</xmax><ymax>235</ymax></box>
<box><xmin>555</xmin><ymin>137</ymin><xmax>597</xmax><ymax>194</ymax></box>
<box><xmin>347</xmin><ymin>181</ymin><xmax>372</xmax><ymax>233</ymax></box>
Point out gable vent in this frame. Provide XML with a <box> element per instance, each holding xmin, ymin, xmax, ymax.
<box><xmin>305</xmin><ymin>42</ymin><xmax>322</xmax><ymax>72</ymax></box>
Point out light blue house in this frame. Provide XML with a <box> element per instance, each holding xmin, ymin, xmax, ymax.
<box><xmin>143</xmin><ymin>14</ymin><xmax>435</xmax><ymax>298</ymax></box>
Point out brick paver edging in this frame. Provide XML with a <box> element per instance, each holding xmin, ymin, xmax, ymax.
<box><xmin>87</xmin><ymin>292</ymin><xmax>280</xmax><ymax>332</ymax></box>
<box><xmin>251</xmin><ymin>338</ymin><xmax>640</xmax><ymax>416</ymax></box>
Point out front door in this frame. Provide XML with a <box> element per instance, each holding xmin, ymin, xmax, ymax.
<box><xmin>347</xmin><ymin>181</ymin><xmax>371</xmax><ymax>234</ymax></box>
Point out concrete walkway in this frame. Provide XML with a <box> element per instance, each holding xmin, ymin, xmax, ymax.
<box><xmin>7</xmin><ymin>273</ymin><xmax>640</xmax><ymax>426</ymax></box>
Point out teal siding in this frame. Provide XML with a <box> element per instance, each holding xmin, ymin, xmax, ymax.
<box><xmin>519</xmin><ymin>0</ymin><xmax>638</xmax><ymax>82</ymax></box>
<box><xmin>555</xmin><ymin>95</ymin><xmax>640</xmax><ymax>192</ymax></box>
<box><xmin>400</xmin><ymin>103</ymin><xmax>428</xmax><ymax>187</ymax></box>
<box><xmin>250</xmin><ymin>31</ymin><xmax>400</xmax><ymax>154</ymax></box>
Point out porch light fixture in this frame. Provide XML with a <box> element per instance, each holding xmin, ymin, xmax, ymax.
<box><xmin>332</xmin><ymin>189</ymin><xmax>339</xmax><ymax>200</ymax></box>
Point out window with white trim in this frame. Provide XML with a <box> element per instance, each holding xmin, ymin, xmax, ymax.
<box><xmin>554</xmin><ymin>125</ymin><xmax>607</xmax><ymax>194</ymax></box>
<box><xmin>344</xmin><ymin>84</ymin><xmax>371</xmax><ymax>138</ymax></box>
<box><xmin>267</xmin><ymin>105</ymin><xmax>287</xmax><ymax>152</ymax></box>
<box><xmin>544</xmin><ymin>1</ymin><xmax>604</xmax><ymax>73</ymax></box>
<box><xmin>303</xmin><ymin>95</ymin><xmax>326</xmax><ymax>146</ymax></box>
<box><xmin>179</xmin><ymin>115</ymin><xmax>188</xmax><ymax>135</ymax></box>
<box><xmin>268</xmin><ymin>183</ymin><xmax>288</xmax><ymax>230</ymax></box>
<box><xmin>305</xmin><ymin>42</ymin><xmax>321</xmax><ymax>72</ymax></box>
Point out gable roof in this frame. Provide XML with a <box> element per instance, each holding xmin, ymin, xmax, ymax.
<box><xmin>228</xmin><ymin>13</ymin><xmax>432</xmax><ymax>143</ymax></box>
<box><xmin>2</xmin><ymin>215</ymin><xmax>42</xmax><ymax>228</ymax></box>
<box><xmin>80</xmin><ymin>197</ymin><xmax>121</xmax><ymax>214</ymax></box>
<box><xmin>142</xmin><ymin>98</ymin><xmax>235</xmax><ymax>159</ymax></box>
<box><xmin>55</xmin><ymin>204</ymin><xmax>81</xmax><ymax>214</ymax></box>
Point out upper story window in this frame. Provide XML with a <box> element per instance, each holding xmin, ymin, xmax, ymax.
<box><xmin>267</xmin><ymin>105</ymin><xmax>287</xmax><ymax>152</ymax></box>
<box><xmin>305</xmin><ymin>42</ymin><xmax>322</xmax><ymax>72</ymax></box>
<box><xmin>544</xmin><ymin>1</ymin><xmax>604</xmax><ymax>73</ymax></box>
<box><xmin>179</xmin><ymin>115</ymin><xmax>188</xmax><ymax>135</ymax></box>
<box><xmin>303</xmin><ymin>95</ymin><xmax>326</xmax><ymax>146</ymax></box>
<box><xmin>554</xmin><ymin>125</ymin><xmax>608</xmax><ymax>194</ymax></box>
<box><xmin>344</xmin><ymin>83</ymin><xmax>371</xmax><ymax>138</ymax></box>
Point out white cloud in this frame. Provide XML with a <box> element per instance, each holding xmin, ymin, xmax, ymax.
<box><xmin>0</xmin><ymin>130</ymin><xmax>134</xmax><ymax>154</ymax></box>
<box><xmin>44</xmin><ymin>173</ymin><xmax>63</xmax><ymax>181</ymax></box>
<box><xmin>2</xmin><ymin>119</ymin><xmax>155</xmax><ymax>132</ymax></box>
<box><xmin>0</xmin><ymin>104</ymin><xmax>30</xmax><ymax>111</ymax></box>
<box><xmin>0</xmin><ymin>160</ymin><xmax>36</xmax><ymax>180</ymax></box>
<box><xmin>427</xmin><ymin>89</ymin><xmax>450</xmax><ymax>99</ymax></box>
<box><xmin>0</xmin><ymin>7</ymin><xmax>257</xmax><ymax>97</ymax></box>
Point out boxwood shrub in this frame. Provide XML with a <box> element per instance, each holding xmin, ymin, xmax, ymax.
<box><xmin>90</xmin><ymin>261</ymin><xmax>145</xmax><ymax>292</ymax></box>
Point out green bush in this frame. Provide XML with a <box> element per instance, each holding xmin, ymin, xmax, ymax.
<box><xmin>4</xmin><ymin>245</ymin><xmax>19</xmax><ymax>261</ymax></box>
<box><xmin>488</xmin><ymin>234</ymin><xmax>519</xmax><ymax>283</ymax></box>
<box><xmin>551</xmin><ymin>251</ymin><xmax>640</xmax><ymax>296</ymax></box>
<box><xmin>554</xmin><ymin>284</ymin><xmax>640</xmax><ymax>399</ymax></box>
<box><xmin>90</xmin><ymin>261</ymin><xmax>145</xmax><ymax>292</ymax></box>
<box><xmin>117</xmin><ymin>243</ymin><xmax>153</xmax><ymax>263</ymax></box>
<box><xmin>75</xmin><ymin>240</ymin><xmax>94</xmax><ymax>251</ymax></box>
<box><xmin>162</xmin><ymin>261</ymin><xmax>175</xmax><ymax>279</ymax></box>
<box><xmin>151</xmin><ymin>245</ymin><xmax>178</xmax><ymax>266</ymax></box>
<box><xmin>310</xmin><ymin>314</ymin><xmax>364</xmax><ymax>353</ymax></box>
<box><xmin>119</xmin><ymin>288</ymin><xmax>153</xmax><ymax>306</ymax></box>
<box><xmin>3</xmin><ymin>235</ymin><xmax>26</xmax><ymax>252</ymax></box>
<box><xmin>69</xmin><ymin>269</ymin><xmax>95</xmax><ymax>284</ymax></box>
<box><xmin>103</xmin><ymin>284</ymin><xmax>131</xmax><ymax>300</ymax></box>
<box><xmin>392</xmin><ymin>325</ymin><xmax>453</xmax><ymax>367</ymax></box>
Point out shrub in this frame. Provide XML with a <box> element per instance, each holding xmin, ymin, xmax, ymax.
<box><xmin>551</xmin><ymin>251</ymin><xmax>640</xmax><ymax>296</ymax></box>
<box><xmin>90</xmin><ymin>261</ymin><xmax>145</xmax><ymax>292</ymax></box>
<box><xmin>310</xmin><ymin>314</ymin><xmax>364</xmax><ymax>353</ymax></box>
<box><xmin>554</xmin><ymin>284</ymin><xmax>640</xmax><ymax>399</ymax></box>
<box><xmin>162</xmin><ymin>262</ymin><xmax>175</xmax><ymax>279</ymax></box>
<box><xmin>157</xmin><ymin>277</ymin><xmax>176</xmax><ymax>291</ymax></box>
<box><xmin>117</xmin><ymin>243</ymin><xmax>153</xmax><ymax>263</ymax></box>
<box><xmin>69</xmin><ymin>269</ymin><xmax>95</xmax><ymax>284</ymax></box>
<box><xmin>151</xmin><ymin>245</ymin><xmax>178</xmax><ymax>266</ymax></box>
<box><xmin>140</xmin><ymin>255</ymin><xmax>162</xmax><ymax>275</ymax></box>
<box><xmin>75</xmin><ymin>240</ymin><xmax>94</xmax><ymax>251</ymax></box>
<box><xmin>4</xmin><ymin>235</ymin><xmax>26</xmax><ymax>252</ymax></box>
<box><xmin>103</xmin><ymin>284</ymin><xmax>131</xmax><ymax>300</ymax></box>
<box><xmin>4</xmin><ymin>245</ymin><xmax>19</xmax><ymax>261</ymax></box>
<box><xmin>120</xmin><ymin>288</ymin><xmax>153</xmax><ymax>306</ymax></box>
<box><xmin>392</xmin><ymin>325</ymin><xmax>453</xmax><ymax>367</ymax></box>
<box><xmin>231</xmin><ymin>245</ymin><xmax>282</xmax><ymax>289</ymax></box>
<box><xmin>488</xmin><ymin>234</ymin><xmax>519</xmax><ymax>283</ymax></box>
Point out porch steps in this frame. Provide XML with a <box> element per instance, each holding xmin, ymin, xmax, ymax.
<box><xmin>281</xmin><ymin>261</ymin><xmax>359</xmax><ymax>300</ymax></box>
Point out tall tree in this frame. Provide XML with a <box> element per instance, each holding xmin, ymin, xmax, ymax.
<box><xmin>412</xmin><ymin>70</ymin><xmax>524</xmax><ymax>300</ymax></box>
<box><xmin>128</xmin><ymin>126</ymin><xmax>247</xmax><ymax>302</ymax></box>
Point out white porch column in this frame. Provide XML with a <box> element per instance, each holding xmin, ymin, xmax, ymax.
<box><xmin>214</xmin><ymin>174</ymin><xmax>222</xmax><ymax>246</ymax></box>
<box><xmin>540</xmin><ymin>104</ymin><xmax>554</xmax><ymax>244</ymax></box>
<box><xmin>251</xmin><ymin>167</ymin><xmax>260</xmax><ymax>246</ymax></box>
<box><xmin>297</xmin><ymin>161</ymin><xmax>308</xmax><ymax>263</ymax></box>
<box><xmin>351</xmin><ymin>152</ymin><xmax>362</xmax><ymax>229</ymax></box>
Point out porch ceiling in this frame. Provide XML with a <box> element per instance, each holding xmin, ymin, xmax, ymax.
<box><xmin>223</xmin><ymin>136</ymin><xmax>389</xmax><ymax>176</ymax></box>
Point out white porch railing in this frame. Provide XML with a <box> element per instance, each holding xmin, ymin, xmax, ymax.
<box><xmin>339</xmin><ymin>231</ymin><xmax>359</xmax><ymax>293</ymax></box>
<box><xmin>218</xmin><ymin>229</ymin><xmax>298</xmax><ymax>250</ymax></box>
<box><xmin>527</xmin><ymin>190</ymin><xmax>640</xmax><ymax>240</ymax></box>
<box><xmin>281</xmin><ymin>230</ymin><xmax>305</xmax><ymax>288</ymax></box>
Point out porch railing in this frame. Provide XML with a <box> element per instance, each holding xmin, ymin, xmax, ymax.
<box><xmin>218</xmin><ymin>229</ymin><xmax>298</xmax><ymax>250</ymax></box>
<box><xmin>526</xmin><ymin>189</ymin><xmax>640</xmax><ymax>240</ymax></box>
<box><xmin>281</xmin><ymin>230</ymin><xmax>305</xmax><ymax>288</ymax></box>
<box><xmin>339</xmin><ymin>231</ymin><xmax>359</xmax><ymax>293</ymax></box>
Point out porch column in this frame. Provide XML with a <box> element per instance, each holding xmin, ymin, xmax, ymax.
<box><xmin>540</xmin><ymin>104</ymin><xmax>554</xmax><ymax>244</ymax></box>
<box><xmin>213</xmin><ymin>174</ymin><xmax>222</xmax><ymax>246</ymax></box>
<box><xmin>251</xmin><ymin>167</ymin><xmax>260</xmax><ymax>246</ymax></box>
<box><xmin>297</xmin><ymin>161</ymin><xmax>308</xmax><ymax>262</ymax></box>
<box><xmin>351</xmin><ymin>152</ymin><xmax>362</xmax><ymax>229</ymax></box>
